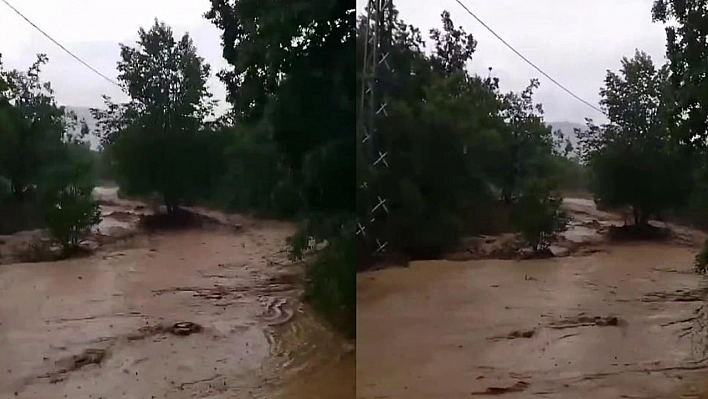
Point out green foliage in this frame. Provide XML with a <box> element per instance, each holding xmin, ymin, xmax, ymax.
<box><xmin>357</xmin><ymin>10</ymin><xmax>564</xmax><ymax>260</ymax></box>
<box><xmin>43</xmin><ymin>163</ymin><xmax>101</xmax><ymax>257</ymax></box>
<box><xmin>652</xmin><ymin>1</ymin><xmax>708</xmax><ymax>148</ymax></box>
<box><xmin>300</xmin><ymin>230</ymin><xmax>355</xmax><ymax>338</ymax></box>
<box><xmin>647</xmin><ymin>0</ymin><xmax>708</xmax><ymax>238</ymax></box>
<box><xmin>199</xmin><ymin>123</ymin><xmax>303</xmax><ymax>218</ymax></box>
<box><xmin>288</xmin><ymin>214</ymin><xmax>355</xmax><ymax>337</ymax></box>
<box><xmin>511</xmin><ymin>181</ymin><xmax>568</xmax><ymax>253</ymax></box>
<box><xmin>0</xmin><ymin>54</ymin><xmax>83</xmax><ymax>200</ymax></box>
<box><xmin>495</xmin><ymin>79</ymin><xmax>557</xmax><ymax>203</ymax></box>
<box><xmin>0</xmin><ymin>54</ymin><xmax>96</xmax><ymax>238</ymax></box>
<box><xmin>360</xmin><ymin>12</ymin><xmax>494</xmax><ymax>258</ymax></box>
<box><xmin>0</xmin><ymin>52</ymin><xmax>100</xmax><ymax>251</ymax></box>
<box><xmin>578</xmin><ymin>51</ymin><xmax>692</xmax><ymax>226</ymax></box>
<box><xmin>92</xmin><ymin>20</ymin><xmax>215</xmax><ymax>214</ymax></box>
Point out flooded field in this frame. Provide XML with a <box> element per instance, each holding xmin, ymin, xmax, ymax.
<box><xmin>357</xmin><ymin>199</ymin><xmax>708</xmax><ymax>399</ymax></box>
<box><xmin>0</xmin><ymin>187</ymin><xmax>354</xmax><ymax>398</ymax></box>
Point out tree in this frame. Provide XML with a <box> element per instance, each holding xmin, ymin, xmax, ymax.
<box><xmin>495</xmin><ymin>79</ymin><xmax>557</xmax><ymax>204</ymax></box>
<box><xmin>429</xmin><ymin>11</ymin><xmax>477</xmax><ymax>76</ymax></box>
<box><xmin>578</xmin><ymin>50</ymin><xmax>692</xmax><ymax>226</ymax></box>
<box><xmin>651</xmin><ymin>1</ymin><xmax>708</xmax><ymax>231</ymax></box>
<box><xmin>359</xmin><ymin>10</ymin><xmax>566</xmax><ymax>258</ymax></box>
<box><xmin>92</xmin><ymin>20</ymin><xmax>215</xmax><ymax>215</ymax></box>
<box><xmin>652</xmin><ymin>1</ymin><xmax>708</xmax><ymax>148</ymax></box>
<box><xmin>0</xmin><ymin>54</ymin><xmax>99</xmax><ymax>243</ymax></box>
<box><xmin>0</xmin><ymin>54</ymin><xmax>82</xmax><ymax>200</ymax></box>
<box><xmin>377</xmin><ymin>68</ymin><xmax>504</xmax><ymax>257</ymax></box>
<box><xmin>207</xmin><ymin>0</ymin><xmax>356</xmax><ymax>336</ymax></box>
<box><xmin>206</xmin><ymin>0</ymin><xmax>354</xmax><ymax>207</ymax></box>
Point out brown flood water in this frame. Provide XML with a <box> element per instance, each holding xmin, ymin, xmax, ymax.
<box><xmin>0</xmin><ymin>187</ymin><xmax>354</xmax><ymax>399</ymax></box>
<box><xmin>357</xmin><ymin>200</ymin><xmax>708</xmax><ymax>399</ymax></box>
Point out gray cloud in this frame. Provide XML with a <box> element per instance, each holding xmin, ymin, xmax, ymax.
<box><xmin>357</xmin><ymin>0</ymin><xmax>669</xmax><ymax>123</ymax></box>
<box><xmin>1</xmin><ymin>2</ymin><xmax>228</xmax><ymax>114</ymax></box>
<box><xmin>3</xmin><ymin>1</ymin><xmax>672</xmax><ymax>123</ymax></box>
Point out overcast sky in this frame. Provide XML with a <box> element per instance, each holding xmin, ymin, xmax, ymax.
<box><xmin>1</xmin><ymin>1</ymin><xmax>669</xmax><ymax>123</ymax></box>
<box><xmin>0</xmin><ymin>0</ymin><xmax>229</xmax><ymax>114</ymax></box>
<box><xmin>358</xmin><ymin>0</ymin><xmax>668</xmax><ymax>123</ymax></box>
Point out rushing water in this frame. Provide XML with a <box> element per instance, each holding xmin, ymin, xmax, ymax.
<box><xmin>357</xmin><ymin>200</ymin><xmax>708</xmax><ymax>399</ymax></box>
<box><xmin>0</xmin><ymin>188</ymin><xmax>354</xmax><ymax>398</ymax></box>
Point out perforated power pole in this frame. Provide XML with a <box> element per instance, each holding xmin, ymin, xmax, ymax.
<box><xmin>357</xmin><ymin>0</ymin><xmax>395</xmax><ymax>257</ymax></box>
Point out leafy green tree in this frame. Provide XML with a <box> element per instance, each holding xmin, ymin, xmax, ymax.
<box><xmin>495</xmin><ymin>79</ymin><xmax>557</xmax><ymax>204</ymax></box>
<box><xmin>0</xmin><ymin>54</ymin><xmax>98</xmax><ymax>242</ymax></box>
<box><xmin>92</xmin><ymin>20</ymin><xmax>215</xmax><ymax>214</ymax></box>
<box><xmin>378</xmin><ymin>69</ymin><xmax>503</xmax><ymax>257</ymax></box>
<box><xmin>357</xmin><ymin>10</ymin><xmax>519</xmax><ymax>258</ymax></box>
<box><xmin>652</xmin><ymin>1</ymin><xmax>708</xmax><ymax>148</ymax></box>
<box><xmin>578</xmin><ymin>50</ymin><xmax>692</xmax><ymax>226</ymax></box>
<box><xmin>0</xmin><ymin>54</ymin><xmax>82</xmax><ymax>200</ymax></box>
<box><xmin>206</xmin><ymin>0</ymin><xmax>354</xmax><ymax>208</ymax></box>
<box><xmin>429</xmin><ymin>10</ymin><xmax>477</xmax><ymax>76</ymax></box>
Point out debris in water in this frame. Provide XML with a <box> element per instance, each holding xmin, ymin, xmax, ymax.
<box><xmin>548</xmin><ymin>315</ymin><xmax>620</xmax><ymax>329</ymax></box>
<box><xmin>489</xmin><ymin>329</ymin><xmax>536</xmax><ymax>341</ymax></box>
<box><xmin>471</xmin><ymin>381</ymin><xmax>529</xmax><ymax>395</ymax></box>
<box><xmin>38</xmin><ymin>348</ymin><xmax>109</xmax><ymax>381</ymax></box>
<box><xmin>127</xmin><ymin>322</ymin><xmax>203</xmax><ymax>341</ymax></box>
<box><xmin>170</xmin><ymin>322</ymin><xmax>203</xmax><ymax>336</ymax></box>
<box><xmin>643</xmin><ymin>288</ymin><xmax>708</xmax><ymax>302</ymax></box>
<box><xmin>66</xmin><ymin>348</ymin><xmax>107</xmax><ymax>371</ymax></box>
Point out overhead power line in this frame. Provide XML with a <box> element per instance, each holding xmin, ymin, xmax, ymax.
<box><xmin>1</xmin><ymin>0</ymin><xmax>121</xmax><ymax>88</ymax></box>
<box><xmin>453</xmin><ymin>0</ymin><xmax>605</xmax><ymax>116</ymax></box>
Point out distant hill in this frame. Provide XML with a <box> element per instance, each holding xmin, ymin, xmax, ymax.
<box><xmin>64</xmin><ymin>106</ymin><xmax>100</xmax><ymax>150</ymax></box>
<box><xmin>548</xmin><ymin>121</ymin><xmax>586</xmax><ymax>150</ymax></box>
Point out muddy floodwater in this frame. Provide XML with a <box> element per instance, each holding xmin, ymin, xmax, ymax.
<box><xmin>0</xmin><ymin>187</ymin><xmax>354</xmax><ymax>398</ymax></box>
<box><xmin>357</xmin><ymin>200</ymin><xmax>708</xmax><ymax>399</ymax></box>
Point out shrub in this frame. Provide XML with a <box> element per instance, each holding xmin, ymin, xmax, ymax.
<box><xmin>512</xmin><ymin>182</ymin><xmax>568</xmax><ymax>253</ymax></box>
<box><xmin>44</xmin><ymin>176</ymin><xmax>101</xmax><ymax>257</ymax></box>
<box><xmin>288</xmin><ymin>214</ymin><xmax>355</xmax><ymax>338</ymax></box>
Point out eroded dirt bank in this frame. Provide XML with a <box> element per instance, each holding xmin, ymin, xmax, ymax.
<box><xmin>357</xmin><ymin>199</ymin><xmax>708</xmax><ymax>399</ymax></box>
<box><xmin>0</xmin><ymin>187</ymin><xmax>354</xmax><ymax>399</ymax></box>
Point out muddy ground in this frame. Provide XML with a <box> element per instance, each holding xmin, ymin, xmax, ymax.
<box><xmin>357</xmin><ymin>198</ymin><xmax>708</xmax><ymax>399</ymax></box>
<box><xmin>0</xmin><ymin>187</ymin><xmax>354</xmax><ymax>399</ymax></box>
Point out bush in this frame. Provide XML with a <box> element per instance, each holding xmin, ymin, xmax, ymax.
<box><xmin>44</xmin><ymin>171</ymin><xmax>101</xmax><ymax>257</ymax></box>
<box><xmin>288</xmin><ymin>215</ymin><xmax>355</xmax><ymax>338</ymax></box>
<box><xmin>512</xmin><ymin>182</ymin><xmax>568</xmax><ymax>253</ymax></box>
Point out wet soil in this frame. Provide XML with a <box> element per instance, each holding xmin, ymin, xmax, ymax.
<box><xmin>357</xmin><ymin>198</ymin><xmax>708</xmax><ymax>399</ymax></box>
<box><xmin>0</xmin><ymin>187</ymin><xmax>353</xmax><ymax>398</ymax></box>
